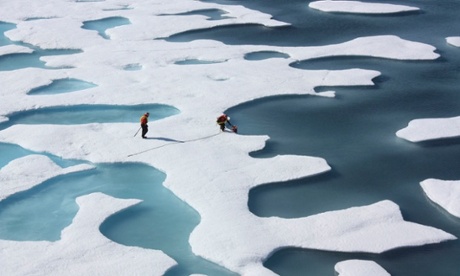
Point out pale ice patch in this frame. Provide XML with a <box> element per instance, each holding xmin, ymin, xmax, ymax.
<box><xmin>335</xmin><ymin>260</ymin><xmax>390</xmax><ymax>276</ymax></box>
<box><xmin>446</xmin><ymin>36</ymin><xmax>460</xmax><ymax>47</ymax></box>
<box><xmin>0</xmin><ymin>155</ymin><xmax>94</xmax><ymax>200</ymax></box>
<box><xmin>0</xmin><ymin>44</ymin><xmax>33</xmax><ymax>56</ymax></box>
<box><xmin>0</xmin><ymin>193</ymin><xmax>176</xmax><ymax>275</ymax></box>
<box><xmin>309</xmin><ymin>0</ymin><xmax>419</xmax><ymax>14</ymax></box>
<box><xmin>421</xmin><ymin>179</ymin><xmax>460</xmax><ymax>218</ymax></box>
<box><xmin>396</xmin><ymin>116</ymin><xmax>460</xmax><ymax>142</ymax></box>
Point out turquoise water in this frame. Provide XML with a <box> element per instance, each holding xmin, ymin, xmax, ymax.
<box><xmin>0</xmin><ymin>21</ymin><xmax>15</xmax><ymax>46</ymax></box>
<box><xmin>0</xmin><ymin>142</ymin><xmax>85</xmax><ymax>168</ymax></box>
<box><xmin>82</xmin><ymin>17</ymin><xmax>130</xmax><ymax>39</ymax></box>
<box><xmin>28</xmin><ymin>78</ymin><xmax>97</xmax><ymax>95</ymax></box>
<box><xmin>0</xmin><ymin>21</ymin><xmax>81</xmax><ymax>71</ymax></box>
<box><xmin>0</xmin><ymin>22</ymin><xmax>80</xmax><ymax>70</ymax></box>
<box><xmin>0</xmin><ymin>47</ymin><xmax>81</xmax><ymax>70</ymax></box>
<box><xmin>0</xmin><ymin>143</ymin><xmax>34</xmax><ymax>168</ymax></box>
<box><xmin>0</xmin><ymin>104</ymin><xmax>178</xmax><ymax>131</ymax></box>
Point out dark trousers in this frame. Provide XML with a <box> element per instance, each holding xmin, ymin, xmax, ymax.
<box><xmin>141</xmin><ymin>124</ymin><xmax>148</xmax><ymax>137</ymax></box>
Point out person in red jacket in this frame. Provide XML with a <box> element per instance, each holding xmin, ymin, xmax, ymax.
<box><xmin>216</xmin><ymin>114</ymin><xmax>237</xmax><ymax>133</ymax></box>
<box><xmin>140</xmin><ymin>112</ymin><xmax>149</xmax><ymax>138</ymax></box>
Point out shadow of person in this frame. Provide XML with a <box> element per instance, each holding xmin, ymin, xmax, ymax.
<box><xmin>147</xmin><ymin>137</ymin><xmax>185</xmax><ymax>143</ymax></box>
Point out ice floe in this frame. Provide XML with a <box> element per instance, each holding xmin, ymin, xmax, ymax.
<box><xmin>0</xmin><ymin>44</ymin><xmax>33</xmax><ymax>56</ymax></box>
<box><xmin>335</xmin><ymin>259</ymin><xmax>390</xmax><ymax>276</ymax></box>
<box><xmin>446</xmin><ymin>36</ymin><xmax>460</xmax><ymax>47</ymax></box>
<box><xmin>309</xmin><ymin>0</ymin><xmax>419</xmax><ymax>14</ymax></box>
<box><xmin>396</xmin><ymin>116</ymin><xmax>460</xmax><ymax>142</ymax></box>
<box><xmin>421</xmin><ymin>179</ymin><xmax>460</xmax><ymax>218</ymax></box>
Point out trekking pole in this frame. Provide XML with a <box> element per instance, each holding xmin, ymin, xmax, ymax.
<box><xmin>133</xmin><ymin>126</ymin><xmax>141</xmax><ymax>137</ymax></box>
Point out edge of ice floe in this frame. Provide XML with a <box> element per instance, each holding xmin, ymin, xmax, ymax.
<box><xmin>0</xmin><ymin>44</ymin><xmax>33</xmax><ymax>56</ymax></box>
<box><xmin>309</xmin><ymin>0</ymin><xmax>419</xmax><ymax>14</ymax></box>
<box><xmin>446</xmin><ymin>36</ymin><xmax>460</xmax><ymax>47</ymax></box>
<box><xmin>335</xmin><ymin>260</ymin><xmax>390</xmax><ymax>276</ymax></box>
<box><xmin>0</xmin><ymin>154</ymin><xmax>95</xmax><ymax>201</ymax></box>
<box><xmin>396</xmin><ymin>116</ymin><xmax>460</xmax><ymax>142</ymax></box>
<box><xmin>421</xmin><ymin>179</ymin><xmax>460</xmax><ymax>218</ymax></box>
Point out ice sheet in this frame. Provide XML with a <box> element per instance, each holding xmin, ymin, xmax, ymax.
<box><xmin>0</xmin><ymin>0</ymin><xmax>456</xmax><ymax>275</ymax></box>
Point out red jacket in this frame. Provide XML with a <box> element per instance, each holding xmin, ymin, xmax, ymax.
<box><xmin>140</xmin><ymin>114</ymin><xmax>148</xmax><ymax>125</ymax></box>
<box><xmin>217</xmin><ymin>115</ymin><xmax>227</xmax><ymax>124</ymax></box>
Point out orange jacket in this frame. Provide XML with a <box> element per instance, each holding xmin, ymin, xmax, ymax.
<box><xmin>140</xmin><ymin>114</ymin><xmax>148</xmax><ymax>125</ymax></box>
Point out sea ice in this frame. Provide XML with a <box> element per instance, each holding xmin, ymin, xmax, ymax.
<box><xmin>0</xmin><ymin>0</ymin><xmax>456</xmax><ymax>275</ymax></box>
<box><xmin>396</xmin><ymin>116</ymin><xmax>460</xmax><ymax>142</ymax></box>
<box><xmin>0</xmin><ymin>44</ymin><xmax>33</xmax><ymax>56</ymax></box>
<box><xmin>421</xmin><ymin>179</ymin><xmax>460</xmax><ymax>218</ymax></box>
<box><xmin>446</xmin><ymin>36</ymin><xmax>460</xmax><ymax>47</ymax></box>
<box><xmin>309</xmin><ymin>0</ymin><xmax>419</xmax><ymax>14</ymax></box>
<box><xmin>335</xmin><ymin>259</ymin><xmax>390</xmax><ymax>276</ymax></box>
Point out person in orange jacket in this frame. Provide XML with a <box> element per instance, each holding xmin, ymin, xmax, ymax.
<box><xmin>140</xmin><ymin>112</ymin><xmax>149</xmax><ymax>138</ymax></box>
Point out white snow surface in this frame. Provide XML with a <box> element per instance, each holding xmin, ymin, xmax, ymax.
<box><xmin>309</xmin><ymin>0</ymin><xmax>419</xmax><ymax>14</ymax></box>
<box><xmin>0</xmin><ymin>0</ymin><xmax>456</xmax><ymax>275</ymax></box>
<box><xmin>421</xmin><ymin>179</ymin><xmax>460</xmax><ymax>218</ymax></box>
<box><xmin>447</xmin><ymin>36</ymin><xmax>460</xmax><ymax>47</ymax></box>
<box><xmin>0</xmin><ymin>44</ymin><xmax>33</xmax><ymax>56</ymax></box>
<box><xmin>396</xmin><ymin>116</ymin><xmax>460</xmax><ymax>142</ymax></box>
<box><xmin>335</xmin><ymin>260</ymin><xmax>390</xmax><ymax>276</ymax></box>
